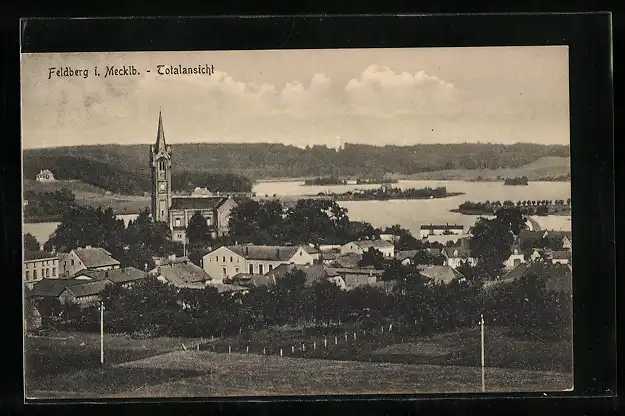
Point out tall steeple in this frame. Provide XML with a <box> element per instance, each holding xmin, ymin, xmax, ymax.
<box><xmin>155</xmin><ymin>109</ymin><xmax>166</xmax><ymax>152</ymax></box>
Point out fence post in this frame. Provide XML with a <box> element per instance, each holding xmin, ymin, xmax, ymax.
<box><xmin>228</xmin><ymin>345</ymin><xmax>231</xmax><ymax>354</ymax></box>
<box><xmin>381</xmin><ymin>326</ymin><xmax>384</xmax><ymax>333</ymax></box>
<box><xmin>291</xmin><ymin>345</ymin><xmax>295</xmax><ymax>354</ymax></box>
<box><xmin>313</xmin><ymin>341</ymin><xmax>316</xmax><ymax>350</ymax></box>
<box><xmin>353</xmin><ymin>332</ymin><xmax>357</xmax><ymax>340</ymax></box>
<box><xmin>344</xmin><ymin>333</ymin><xmax>348</xmax><ymax>341</ymax></box>
<box><xmin>246</xmin><ymin>346</ymin><xmax>249</xmax><ymax>354</ymax></box>
<box><xmin>324</xmin><ymin>338</ymin><xmax>327</xmax><ymax>347</ymax></box>
<box><xmin>280</xmin><ymin>348</ymin><xmax>283</xmax><ymax>357</ymax></box>
<box><xmin>389</xmin><ymin>324</ymin><xmax>392</xmax><ymax>332</ymax></box>
<box><xmin>263</xmin><ymin>347</ymin><xmax>266</xmax><ymax>355</ymax></box>
<box><xmin>334</xmin><ymin>336</ymin><xmax>338</xmax><ymax>345</ymax></box>
<box><xmin>302</xmin><ymin>343</ymin><xmax>306</xmax><ymax>352</ymax></box>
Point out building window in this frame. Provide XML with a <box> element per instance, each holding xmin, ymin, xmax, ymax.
<box><xmin>25</xmin><ymin>271</ymin><xmax>30</xmax><ymax>280</ymax></box>
<box><xmin>223</xmin><ymin>268</ymin><xmax>227</xmax><ymax>276</ymax></box>
<box><xmin>249</xmin><ymin>264</ymin><xmax>254</xmax><ymax>274</ymax></box>
<box><xmin>230</xmin><ymin>256</ymin><xmax>233</xmax><ymax>262</ymax></box>
<box><xmin>235</xmin><ymin>267</ymin><xmax>239</xmax><ymax>274</ymax></box>
<box><xmin>175</xmin><ymin>218</ymin><xmax>181</xmax><ymax>227</ymax></box>
<box><xmin>268</xmin><ymin>264</ymin><xmax>273</xmax><ymax>272</ymax></box>
<box><xmin>259</xmin><ymin>264</ymin><xmax>264</xmax><ymax>274</ymax></box>
<box><xmin>222</xmin><ymin>256</ymin><xmax>226</xmax><ymax>262</ymax></box>
<box><xmin>71</xmin><ymin>259</ymin><xmax>75</xmax><ymax>266</ymax></box>
<box><xmin>45</xmin><ymin>268</ymin><xmax>49</xmax><ymax>277</ymax></box>
<box><xmin>52</xmin><ymin>267</ymin><xmax>56</xmax><ymax>276</ymax></box>
<box><xmin>33</xmin><ymin>270</ymin><xmax>37</xmax><ymax>279</ymax></box>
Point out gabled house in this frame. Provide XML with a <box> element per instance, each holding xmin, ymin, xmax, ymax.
<box><xmin>72</xmin><ymin>266</ymin><xmax>147</xmax><ymax>289</ymax></box>
<box><xmin>551</xmin><ymin>250</ymin><xmax>572</xmax><ymax>265</ymax></box>
<box><xmin>340</xmin><ymin>239</ymin><xmax>395</xmax><ymax>258</ymax></box>
<box><xmin>442</xmin><ymin>247</ymin><xmax>477</xmax><ymax>269</ymax></box>
<box><xmin>324</xmin><ymin>267</ymin><xmax>385</xmax><ymax>290</ymax></box>
<box><xmin>61</xmin><ymin>246</ymin><xmax>120</xmax><ymax>277</ymax></box>
<box><xmin>264</xmin><ymin>264</ymin><xmax>332</xmax><ymax>287</ymax></box>
<box><xmin>202</xmin><ymin>244</ymin><xmax>315</xmax><ymax>283</ymax></box>
<box><xmin>504</xmin><ymin>245</ymin><xmax>526</xmax><ymax>269</ymax></box>
<box><xmin>28</xmin><ymin>278</ymin><xmax>112</xmax><ymax>308</ymax></box>
<box><xmin>395</xmin><ymin>250</ymin><xmax>418</xmax><ymax>266</ymax></box>
<box><xmin>151</xmin><ymin>259</ymin><xmax>211</xmax><ymax>289</ymax></box>
<box><xmin>417</xmin><ymin>265</ymin><xmax>465</xmax><ymax>285</ymax></box>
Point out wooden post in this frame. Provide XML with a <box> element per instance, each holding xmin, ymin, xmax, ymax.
<box><xmin>280</xmin><ymin>348</ymin><xmax>283</xmax><ymax>357</ymax></box>
<box><xmin>481</xmin><ymin>314</ymin><xmax>486</xmax><ymax>392</ymax></box>
<box><xmin>344</xmin><ymin>333</ymin><xmax>348</xmax><ymax>341</ymax></box>
<box><xmin>324</xmin><ymin>338</ymin><xmax>327</xmax><ymax>347</ymax></box>
<box><xmin>302</xmin><ymin>343</ymin><xmax>306</xmax><ymax>352</ymax></box>
<box><xmin>353</xmin><ymin>332</ymin><xmax>356</xmax><ymax>340</ymax></box>
<box><xmin>334</xmin><ymin>336</ymin><xmax>338</xmax><ymax>345</ymax></box>
<box><xmin>381</xmin><ymin>326</ymin><xmax>384</xmax><ymax>333</ymax></box>
<box><xmin>228</xmin><ymin>345</ymin><xmax>231</xmax><ymax>354</ymax></box>
<box><xmin>263</xmin><ymin>347</ymin><xmax>266</xmax><ymax>355</ymax></box>
<box><xmin>246</xmin><ymin>346</ymin><xmax>249</xmax><ymax>354</ymax></box>
<box><xmin>100</xmin><ymin>301</ymin><xmax>104</xmax><ymax>365</ymax></box>
<box><xmin>313</xmin><ymin>342</ymin><xmax>316</xmax><ymax>350</ymax></box>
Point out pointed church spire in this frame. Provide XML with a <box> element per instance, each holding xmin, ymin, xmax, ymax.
<box><xmin>155</xmin><ymin>109</ymin><xmax>166</xmax><ymax>151</ymax></box>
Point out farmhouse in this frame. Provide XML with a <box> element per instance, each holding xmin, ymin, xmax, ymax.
<box><xmin>28</xmin><ymin>278</ymin><xmax>112</xmax><ymax>307</ymax></box>
<box><xmin>202</xmin><ymin>244</ymin><xmax>315</xmax><ymax>283</ymax></box>
<box><xmin>263</xmin><ymin>263</ymin><xmax>333</xmax><ymax>287</ymax></box>
<box><xmin>504</xmin><ymin>245</ymin><xmax>526</xmax><ymax>269</ymax></box>
<box><xmin>325</xmin><ymin>267</ymin><xmax>385</xmax><ymax>290</ymax></box>
<box><xmin>60</xmin><ymin>246</ymin><xmax>120</xmax><ymax>277</ymax></box>
<box><xmin>420</xmin><ymin>224</ymin><xmax>464</xmax><ymax>239</ymax></box>
<box><xmin>442</xmin><ymin>247</ymin><xmax>477</xmax><ymax>269</ymax></box>
<box><xmin>340</xmin><ymin>239</ymin><xmax>395</xmax><ymax>258</ymax></box>
<box><xmin>151</xmin><ymin>257</ymin><xmax>211</xmax><ymax>289</ymax></box>
<box><xmin>417</xmin><ymin>265</ymin><xmax>465</xmax><ymax>285</ymax></box>
<box><xmin>551</xmin><ymin>250</ymin><xmax>572</xmax><ymax>265</ymax></box>
<box><xmin>72</xmin><ymin>266</ymin><xmax>147</xmax><ymax>289</ymax></box>
<box><xmin>35</xmin><ymin>169</ymin><xmax>55</xmax><ymax>182</ymax></box>
<box><xmin>23</xmin><ymin>251</ymin><xmax>59</xmax><ymax>288</ymax></box>
<box><xmin>395</xmin><ymin>250</ymin><xmax>418</xmax><ymax>266</ymax></box>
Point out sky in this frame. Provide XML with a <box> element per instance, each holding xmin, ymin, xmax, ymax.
<box><xmin>20</xmin><ymin>47</ymin><xmax>570</xmax><ymax>149</ymax></box>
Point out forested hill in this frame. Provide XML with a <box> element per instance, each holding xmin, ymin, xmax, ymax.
<box><xmin>23</xmin><ymin>142</ymin><xmax>569</xmax><ymax>193</ymax></box>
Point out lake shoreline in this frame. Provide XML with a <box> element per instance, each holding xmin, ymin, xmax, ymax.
<box><xmin>334</xmin><ymin>191</ymin><xmax>465</xmax><ymax>202</ymax></box>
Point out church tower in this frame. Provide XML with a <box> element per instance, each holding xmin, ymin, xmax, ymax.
<box><xmin>149</xmin><ymin>110</ymin><xmax>173</xmax><ymax>223</ymax></box>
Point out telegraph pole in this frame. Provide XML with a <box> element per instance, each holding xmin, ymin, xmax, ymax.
<box><xmin>100</xmin><ymin>301</ymin><xmax>105</xmax><ymax>365</ymax></box>
<box><xmin>480</xmin><ymin>314</ymin><xmax>485</xmax><ymax>392</ymax></box>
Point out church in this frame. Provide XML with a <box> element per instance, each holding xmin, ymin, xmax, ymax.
<box><xmin>149</xmin><ymin>111</ymin><xmax>239</xmax><ymax>243</ymax></box>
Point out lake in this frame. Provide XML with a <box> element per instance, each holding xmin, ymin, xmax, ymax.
<box><xmin>23</xmin><ymin>180</ymin><xmax>571</xmax><ymax>245</ymax></box>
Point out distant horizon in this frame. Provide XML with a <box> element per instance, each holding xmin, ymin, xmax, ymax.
<box><xmin>23</xmin><ymin>140</ymin><xmax>571</xmax><ymax>151</ymax></box>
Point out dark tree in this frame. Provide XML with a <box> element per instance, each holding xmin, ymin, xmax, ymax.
<box><xmin>186</xmin><ymin>212</ymin><xmax>212</xmax><ymax>246</ymax></box>
<box><xmin>24</xmin><ymin>233</ymin><xmax>41</xmax><ymax>251</ymax></box>
<box><xmin>495</xmin><ymin>207</ymin><xmax>528</xmax><ymax>235</ymax></box>
<box><xmin>469</xmin><ymin>217</ymin><xmax>514</xmax><ymax>279</ymax></box>
<box><xmin>358</xmin><ymin>247</ymin><xmax>385</xmax><ymax>269</ymax></box>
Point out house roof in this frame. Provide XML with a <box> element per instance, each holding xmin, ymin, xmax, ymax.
<box><xmin>551</xmin><ymin>250</ymin><xmax>572</xmax><ymax>260</ymax></box>
<box><xmin>420</xmin><ymin>224</ymin><xmax>464</xmax><ymax>230</ymax></box>
<box><xmin>156</xmin><ymin>262</ymin><xmax>210</xmax><ymax>287</ymax></box>
<box><xmin>231</xmin><ymin>273</ymin><xmax>274</xmax><ymax>287</ymax></box>
<box><xmin>425</xmin><ymin>248</ymin><xmax>442</xmax><ymax>257</ymax></box>
<box><xmin>24</xmin><ymin>251</ymin><xmax>57</xmax><ymax>261</ymax></box>
<box><xmin>303</xmin><ymin>246</ymin><xmax>320</xmax><ymax>254</ymax></box>
<box><xmin>264</xmin><ymin>264</ymin><xmax>330</xmax><ymax>286</ymax></box>
<box><xmin>64</xmin><ymin>280</ymin><xmax>113</xmax><ymax>298</ymax></box>
<box><xmin>395</xmin><ymin>250</ymin><xmax>418</xmax><ymax>261</ymax></box>
<box><xmin>73</xmin><ymin>247</ymin><xmax>120</xmax><ymax>268</ymax></box>
<box><xmin>170</xmin><ymin>196</ymin><xmax>231</xmax><ymax>210</ymax></box>
<box><xmin>349</xmin><ymin>240</ymin><xmax>395</xmax><ymax>249</ymax></box>
<box><xmin>417</xmin><ymin>265</ymin><xmax>464</xmax><ymax>284</ymax></box>
<box><xmin>331</xmin><ymin>253</ymin><xmax>362</xmax><ymax>268</ymax></box>
<box><xmin>226</xmin><ymin>245</ymin><xmax>303</xmax><ymax>262</ymax></box>
<box><xmin>153</xmin><ymin>255</ymin><xmax>192</xmax><ymax>266</ymax></box>
<box><xmin>29</xmin><ymin>279</ymin><xmax>86</xmax><ymax>298</ymax></box>
<box><xmin>208</xmin><ymin>283</ymin><xmax>250</xmax><ymax>293</ymax></box>
<box><xmin>102</xmin><ymin>267</ymin><xmax>147</xmax><ymax>283</ymax></box>
<box><xmin>442</xmin><ymin>247</ymin><xmax>473</xmax><ymax>258</ymax></box>
<box><xmin>327</xmin><ymin>267</ymin><xmax>385</xmax><ymax>276</ymax></box>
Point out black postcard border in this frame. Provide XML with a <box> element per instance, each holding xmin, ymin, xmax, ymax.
<box><xmin>3</xmin><ymin>13</ymin><xmax>617</xmax><ymax>414</ymax></box>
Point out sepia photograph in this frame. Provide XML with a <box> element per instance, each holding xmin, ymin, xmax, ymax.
<box><xmin>21</xmin><ymin>46</ymin><xmax>574</xmax><ymax>399</ymax></box>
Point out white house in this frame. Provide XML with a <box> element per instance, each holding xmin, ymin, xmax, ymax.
<box><xmin>23</xmin><ymin>251</ymin><xmax>59</xmax><ymax>289</ymax></box>
<box><xmin>340</xmin><ymin>240</ymin><xmax>395</xmax><ymax>258</ymax></box>
<box><xmin>202</xmin><ymin>244</ymin><xmax>315</xmax><ymax>283</ymax></box>
<box><xmin>35</xmin><ymin>169</ymin><xmax>56</xmax><ymax>182</ymax></box>
<box><xmin>504</xmin><ymin>245</ymin><xmax>525</xmax><ymax>269</ymax></box>
<box><xmin>61</xmin><ymin>246</ymin><xmax>121</xmax><ymax>277</ymax></box>
<box><xmin>442</xmin><ymin>247</ymin><xmax>477</xmax><ymax>269</ymax></box>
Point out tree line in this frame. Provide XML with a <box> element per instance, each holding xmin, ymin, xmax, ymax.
<box><xmin>24</xmin><ymin>142</ymin><xmax>570</xmax><ymax>182</ymax></box>
<box><xmin>37</xmin><ymin>262</ymin><xmax>571</xmax><ymax>344</ymax></box>
<box><xmin>456</xmin><ymin>198</ymin><xmax>571</xmax><ymax>215</ymax></box>
<box><xmin>23</xmin><ymin>153</ymin><xmax>253</xmax><ymax>196</ymax></box>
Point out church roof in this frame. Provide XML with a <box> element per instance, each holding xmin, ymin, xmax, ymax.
<box><xmin>170</xmin><ymin>196</ymin><xmax>230</xmax><ymax>210</ymax></box>
<box><xmin>155</xmin><ymin>110</ymin><xmax>167</xmax><ymax>152</ymax></box>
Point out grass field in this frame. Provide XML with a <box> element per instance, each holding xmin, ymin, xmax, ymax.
<box><xmin>24</xmin><ymin>326</ymin><xmax>572</xmax><ymax>399</ymax></box>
